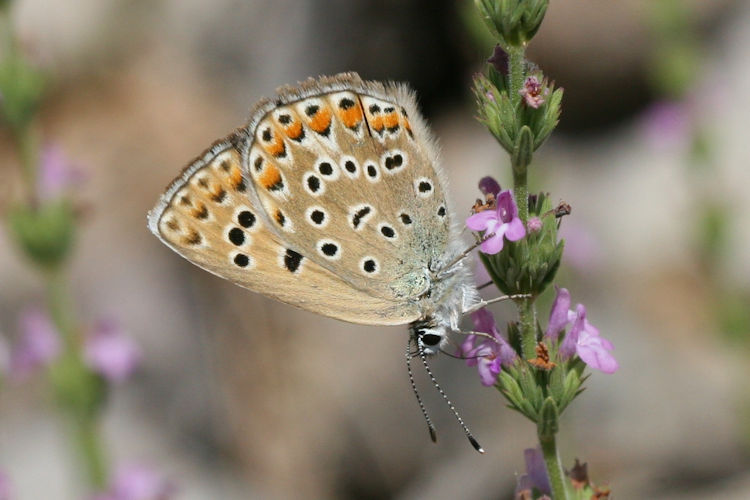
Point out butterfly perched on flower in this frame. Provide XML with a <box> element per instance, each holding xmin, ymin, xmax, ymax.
<box><xmin>148</xmin><ymin>73</ymin><xmax>499</xmax><ymax>450</ymax></box>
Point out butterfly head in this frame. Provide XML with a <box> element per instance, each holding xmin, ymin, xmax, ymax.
<box><xmin>410</xmin><ymin>317</ymin><xmax>450</xmax><ymax>356</ymax></box>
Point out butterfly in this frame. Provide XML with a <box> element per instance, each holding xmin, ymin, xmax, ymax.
<box><xmin>147</xmin><ymin>72</ymin><xmax>500</xmax><ymax>451</ymax></box>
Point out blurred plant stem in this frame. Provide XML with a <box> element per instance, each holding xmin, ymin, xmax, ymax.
<box><xmin>16</xmin><ymin>125</ymin><xmax>38</xmax><ymax>199</ymax></box>
<box><xmin>74</xmin><ymin>414</ymin><xmax>108</xmax><ymax>489</ymax></box>
<box><xmin>1</xmin><ymin>5</ymin><xmax>110</xmax><ymax>490</ymax></box>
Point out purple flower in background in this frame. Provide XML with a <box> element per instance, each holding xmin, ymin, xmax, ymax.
<box><xmin>466</xmin><ymin>190</ymin><xmax>525</xmax><ymax>254</ymax></box>
<box><xmin>558</xmin><ymin>221</ymin><xmax>601</xmax><ymax>273</ymax></box>
<box><xmin>640</xmin><ymin>100</ymin><xmax>691</xmax><ymax>150</ymax></box>
<box><xmin>10</xmin><ymin>307</ymin><xmax>61</xmax><ymax>380</ymax></box>
<box><xmin>84</xmin><ymin>318</ymin><xmax>141</xmax><ymax>383</ymax></box>
<box><xmin>459</xmin><ymin>308</ymin><xmax>517</xmax><ymax>386</ymax></box>
<box><xmin>478</xmin><ymin>176</ymin><xmax>501</xmax><ymax>197</ymax></box>
<box><xmin>0</xmin><ymin>469</ymin><xmax>10</xmax><ymax>500</ymax></box>
<box><xmin>515</xmin><ymin>447</ymin><xmax>551</xmax><ymax>497</ymax></box>
<box><xmin>488</xmin><ymin>44</ymin><xmax>509</xmax><ymax>75</ymax></box>
<box><xmin>94</xmin><ymin>463</ymin><xmax>174</xmax><ymax>500</ymax></box>
<box><xmin>37</xmin><ymin>143</ymin><xmax>85</xmax><ymax>201</ymax></box>
<box><xmin>519</xmin><ymin>76</ymin><xmax>549</xmax><ymax>109</ymax></box>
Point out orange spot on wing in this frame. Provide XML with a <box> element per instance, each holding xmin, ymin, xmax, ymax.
<box><xmin>383</xmin><ymin>112</ymin><xmax>399</xmax><ymax>129</ymax></box>
<box><xmin>191</xmin><ymin>201</ymin><xmax>208</xmax><ymax>219</ymax></box>
<box><xmin>370</xmin><ymin>115</ymin><xmax>384</xmax><ymax>132</ymax></box>
<box><xmin>264</xmin><ymin>134</ymin><xmax>286</xmax><ymax>157</ymax></box>
<box><xmin>258</xmin><ymin>164</ymin><xmax>282</xmax><ymax>190</ymax></box>
<box><xmin>229</xmin><ymin>165</ymin><xmax>242</xmax><ymax>186</ymax></box>
<box><xmin>284</xmin><ymin>121</ymin><xmax>304</xmax><ymax>140</ymax></box>
<box><xmin>339</xmin><ymin>105</ymin><xmax>363</xmax><ymax>129</ymax></box>
<box><xmin>309</xmin><ymin>107</ymin><xmax>332</xmax><ymax>133</ymax></box>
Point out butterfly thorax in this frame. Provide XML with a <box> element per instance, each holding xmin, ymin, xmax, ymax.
<box><xmin>409</xmin><ymin>246</ymin><xmax>479</xmax><ymax>355</ymax></box>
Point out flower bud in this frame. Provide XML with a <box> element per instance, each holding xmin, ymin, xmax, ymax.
<box><xmin>474</xmin><ymin>0</ymin><xmax>550</xmax><ymax>48</ymax></box>
<box><xmin>0</xmin><ymin>52</ymin><xmax>45</xmax><ymax>132</ymax></box>
<box><xmin>7</xmin><ymin>201</ymin><xmax>76</xmax><ymax>270</ymax></box>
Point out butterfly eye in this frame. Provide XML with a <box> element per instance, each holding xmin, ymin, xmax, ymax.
<box><xmin>421</xmin><ymin>333</ymin><xmax>442</xmax><ymax>346</ymax></box>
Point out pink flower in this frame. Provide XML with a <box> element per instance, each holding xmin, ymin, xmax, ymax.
<box><xmin>37</xmin><ymin>144</ymin><xmax>85</xmax><ymax>201</ymax></box>
<box><xmin>458</xmin><ymin>308</ymin><xmax>517</xmax><ymax>386</ymax></box>
<box><xmin>478</xmin><ymin>176</ymin><xmax>501</xmax><ymax>197</ymax></box>
<box><xmin>527</xmin><ymin>216</ymin><xmax>542</xmax><ymax>233</ymax></box>
<box><xmin>9</xmin><ymin>307</ymin><xmax>61</xmax><ymax>380</ymax></box>
<box><xmin>94</xmin><ymin>463</ymin><xmax>174</xmax><ymax>500</ymax></box>
<box><xmin>515</xmin><ymin>447</ymin><xmax>551</xmax><ymax>497</ymax></box>
<box><xmin>487</xmin><ymin>44</ymin><xmax>509</xmax><ymax>75</ymax></box>
<box><xmin>519</xmin><ymin>76</ymin><xmax>549</xmax><ymax>109</ymax></box>
<box><xmin>545</xmin><ymin>287</ymin><xmax>572</xmax><ymax>341</ymax></box>
<box><xmin>563</xmin><ymin>305</ymin><xmax>618</xmax><ymax>374</ymax></box>
<box><xmin>84</xmin><ymin>318</ymin><xmax>141</xmax><ymax>383</ymax></box>
<box><xmin>546</xmin><ymin>288</ymin><xmax>618</xmax><ymax>374</ymax></box>
<box><xmin>466</xmin><ymin>190</ymin><xmax>526</xmax><ymax>254</ymax></box>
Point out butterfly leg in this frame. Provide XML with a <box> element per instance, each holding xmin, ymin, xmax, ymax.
<box><xmin>453</xmin><ymin>329</ymin><xmax>502</xmax><ymax>345</ymax></box>
<box><xmin>434</xmin><ymin>232</ymin><xmax>497</xmax><ymax>278</ymax></box>
<box><xmin>462</xmin><ymin>294</ymin><xmax>531</xmax><ymax>316</ymax></box>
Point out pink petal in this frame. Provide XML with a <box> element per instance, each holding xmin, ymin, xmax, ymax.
<box><xmin>472</xmin><ymin>308</ymin><xmax>497</xmax><ymax>335</ymax></box>
<box><xmin>480</xmin><ymin>234</ymin><xmax>504</xmax><ymax>254</ymax></box>
<box><xmin>477</xmin><ymin>356</ymin><xmax>500</xmax><ymax>386</ymax></box>
<box><xmin>577</xmin><ymin>342</ymin><xmax>619</xmax><ymax>374</ymax></box>
<box><xmin>545</xmin><ymin>287</ymin><xmax>571</xmax><ymax>339</ymax></box>
<box><xmin>504</xmin><ymin>217</ymin><xmax>526</xmax><ymax>241</ymax></box>
<box><xmin>577</xmin><ymin>329</ymin><xmax>618</xmax><ymax>374</ymax></box>
<box><xmin>466</xmin><ymin>210</ymin><xmax>497</xmax><ymax>231</ymax></box>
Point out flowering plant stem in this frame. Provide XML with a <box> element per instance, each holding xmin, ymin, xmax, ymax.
<box><xmin>507</xmin><ymin>41</ymin><xmax>569</xmax><ymax>500</ymax></box>
<box><xmin>540</xmin><ymin>432</ymin><xmax>568</xmax><ymax>499</ymax></box>
<box><xmin>46</xmin><ymin>253</ymin><xmax>108</xmax><ymax>490</ymax></box>
<box><xmin>74</xmin><ymin>415</ymin><xmax>108</xmax><ymax>489</ymax></box>
<box><xmin>508</xmin><ymin>46</ymin><xmax>526</xmax><ymax>112</ymax></box>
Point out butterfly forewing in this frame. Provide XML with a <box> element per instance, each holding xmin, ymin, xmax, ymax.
<box><xmin>148</xmin><ymin>137</ymin><xmax>420</xmax><ymax>325</ymax></box>
<box><xmin>241</xmin><ymin>74</ymin><xmax>452</xmax><ymax>303</ymax></box>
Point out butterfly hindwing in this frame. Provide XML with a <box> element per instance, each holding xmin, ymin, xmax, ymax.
<box><xmin>148</xmin><ymin>136</ymin><xmax>421</xmax><ymax>325</ymax></box>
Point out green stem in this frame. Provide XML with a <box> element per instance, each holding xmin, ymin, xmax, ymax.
<box><xmin>74</xmin><ymin>416</ymin><xmax>108</xmax><ymax>489</ymax></box>
<box><xmin>517</xmin><ymin>296</ymin><xmax>536</xmax><ymax>361</ymax></box>
<box><xmin>508</xmin><ymin>45</ymin><xmax>526</xmax><ymax>109</ymax></box>
<box><xmin>13</xmin><ymin>125</ymin><xmax>38</xmax><ymax>203</ymax></box>
<box><xmin>46</xmin><ymin>268</ymin><xmax>76</xmax><ymax>348</ymax></box>
<box><xmin>508</xmin><ymin>44</ymin><xmax>529</xmax><ymax>225</ymax></box>
<box><xmin>540</xmin><ymin>432</ymin><xmax>568</xmax><ymax>500</ymax></box>
<box><xmin>47</xmin><ymin>271</ymin><xmax>109</xmax><ymax>489</ymax></box>
<box><xmin>513</xmin><ymin>167</ymin><xmax>529</xmax><ymax>224</ymax></box>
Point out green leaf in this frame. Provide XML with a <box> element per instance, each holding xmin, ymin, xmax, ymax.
<box><xmin>511</xmin><ymin>125</ymin><xmax>534</xmax><ymax>173</ymax></box>
<box><xmin>537</xmin><ymin>397</ymin><xmax>559</xmax><ymax>438</ymax></box>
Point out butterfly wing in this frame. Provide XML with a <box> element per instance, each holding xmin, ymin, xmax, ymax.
<box><xmin>147</xmin><ymin>135</ymin><xmax>420</xmax><ymax>325</ymax></box>
<box><xmin>241</xmin><ymin>73</ymin><xmax>454</xmax><ymax>303</ymax></box>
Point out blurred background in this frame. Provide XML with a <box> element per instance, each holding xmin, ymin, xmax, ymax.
<box><xmin>1</xmin><ymin>0</ymin><xmax>749</xmax><ymax>498</ymax></box>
